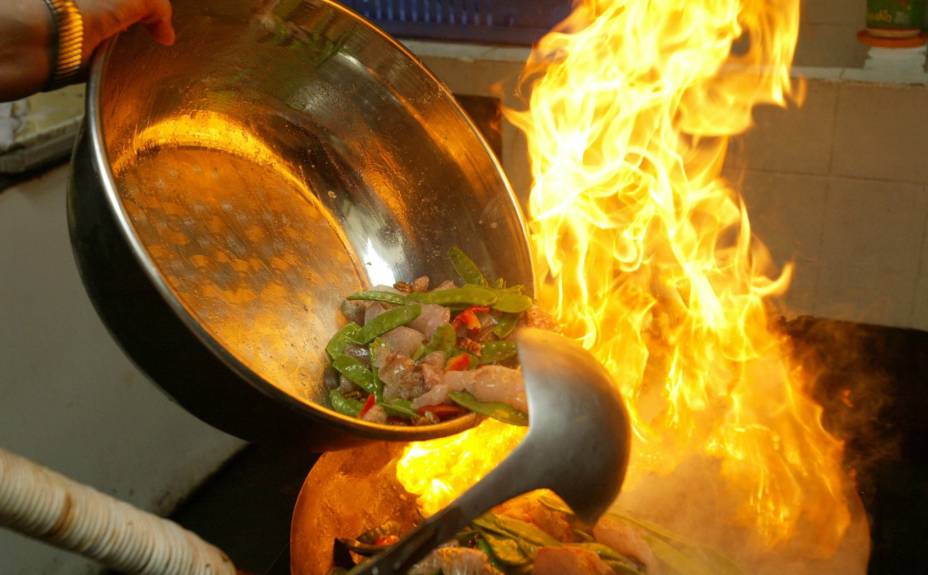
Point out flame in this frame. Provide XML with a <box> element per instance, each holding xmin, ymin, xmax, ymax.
<box><xmin>398</xmin><ymin>0</ymin><xmax>850</xmax><ymax>554</ymax></box>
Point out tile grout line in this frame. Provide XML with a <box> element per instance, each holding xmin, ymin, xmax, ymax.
<box><xmin>825</xmin><ymin>81</ymin><xmax>842</xmax><ymax>181</ymax></box>
<box><xmin>809</xmin><ymin>177</ymin><xmax>830</xmax><ymax>318</ymax></box>
<box><xmin>906</xmin><ymin>185</ymin><xmax>928</xmax><ymax>328</ymax></box>
<box><xmin>733</xmin><ymin>164</ymin><xmax>928</xmax><ymax>189</ymax></box>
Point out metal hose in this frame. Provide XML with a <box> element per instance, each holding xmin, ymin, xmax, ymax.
<box><xmin>0</xmin><ymin>448</ymin><xmax>235</xmax><ymax>575</ymax></box>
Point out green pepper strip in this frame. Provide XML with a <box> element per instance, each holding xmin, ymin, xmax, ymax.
<box><xmin>328</xmin><ymin>389</ymin><xmax>364</xmax><ymax>417</ymax></box>
<box><xmin>356</xmin><ymin>304</ymin><xmax>421</xmax><ymax>343</ymax></box>
<box><xmin>346</xmin><ymin>290</ymin><xmax>407</xmax><ymax>305</ymax></box>
<box><xmin>379</xmin><ymin>398</ymin><xmax>419</xmax><ymax>419</ymax></box>
<box><xmin>448</xmin><ymin>246</ymin><xmax>489</xmax><ymax>287</ymax></box>
<box><xmin>406</xmin><ymin>286</ymin><xmax>497</xmax><ymax>307</ymax></box>
<box><xmin>332</xmin><ymin>355</ymin><xmax>380</xmax><ymax>397</ymax></box>
<box><xmin>478</xmin><ymin>340</ymin><xmax>518</xmax><ymax>365</ymax></box>
<box><xmin>325</xmin><ymin>323</ymin><xmax>362</xmax><ymax>359</ymax></box>
<box><xmin>448</xmin><ymin>391</ymin><xmax>528</xmax><ymax>426</ymax></box>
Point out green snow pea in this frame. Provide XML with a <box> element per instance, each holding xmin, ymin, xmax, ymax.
<box><xmin>449</xmin><ymin>246</ymin><xmax>489</xmax><ymax>287</ymax></box>
<box><xmin>448</xmin><ymin>391</ymin><xmax>528</xmax><ymax>426</ymax></box>
<box><xmin>346</xmin><ymin>290</ymin><xmax>407</xmax><ymax>305</ymax></box>
<box><xmin>356</xmin><ymin>304</ymin><xmax>421</xmax><ymax>343</ymax></box>
<box><xmin>328</xmin><ymin>389</ymin><xmax>363</xmax><ymax>417</ymax></box>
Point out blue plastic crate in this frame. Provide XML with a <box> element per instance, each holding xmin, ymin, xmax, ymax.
<box><xmin>338</xmin><ymin>0</ymin><xmax>571</xmax><ymax>45</ymax></box>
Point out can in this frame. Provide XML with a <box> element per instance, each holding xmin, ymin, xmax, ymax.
<box><xmin>867</xmin><ymin>0</ymin><xmax>926</xmax><ymax>38</ymax></box>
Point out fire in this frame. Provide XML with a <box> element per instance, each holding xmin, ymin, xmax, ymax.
<box><xmin>398</xmin><ymin>0</ymin><xmax>851</xmax><ymax>555</ymax></box>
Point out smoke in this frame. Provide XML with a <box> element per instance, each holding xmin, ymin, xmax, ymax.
<box><xmin>610</xmin><ymin>314</ymin><xmax>899</xmax><ymax>575</ymax></box>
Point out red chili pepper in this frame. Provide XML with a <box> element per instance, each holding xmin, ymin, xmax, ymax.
<box><xmin>374</xmin><ymin>534</ymin><xmax>400</xmax><ymax>547</ymax></box>
<box><xmin>358</xmin><ymin>394</ymin><xmax>376</xmax><ymax>418</ymax></box>
<box><xmin>445</xmin><ymin>353</ymin><xmax>471</xmax><ymax>371</ymax></box>
<box><xmin>418</xmin><ymin>403</ymin><xmax>469</xmax><ymax>420</ymax></box>
<box><xmin>452</xmin><ymin>306</ymin><xmax>490</xmax><ymax>332</ymax></box>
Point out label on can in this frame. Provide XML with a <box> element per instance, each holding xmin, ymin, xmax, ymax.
<box><xmin>867</xmin><ymin>0</ymin><xmax>925</xmax><ymax>31</ymax></box>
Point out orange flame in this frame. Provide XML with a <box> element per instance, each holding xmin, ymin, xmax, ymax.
<box><xmin>398</xmin><ymin>0</ymin><xmax>850</xmax><ymax>554</ymax></box>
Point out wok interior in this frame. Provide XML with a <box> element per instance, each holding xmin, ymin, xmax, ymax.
<box><xmin>291</xmin><ymin>442</ymin><xmax>415</xmax><ymax>575</ymax></box>
<box><xmin>95</xmin><ymin>0</ymin><xmax>532</xmax><ymax>410</ymax></box>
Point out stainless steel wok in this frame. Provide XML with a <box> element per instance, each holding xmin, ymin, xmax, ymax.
<box><xmin>68</xmin><ymin>0</ymin><xmax>533</xmax><ymax>448</ymax></box>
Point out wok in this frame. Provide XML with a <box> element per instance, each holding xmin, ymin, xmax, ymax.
<box><xmin>68</xmin><ymin>0</ymin><xmax>532</xmax><ymax>448</ymax></box>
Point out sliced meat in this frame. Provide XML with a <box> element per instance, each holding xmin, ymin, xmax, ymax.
<box><xmin>412</xmin><ymin>383</ymin><xmax>450</xmax><ymax>409</ymax></box>
<box><xmin>340</xmin><ymin>299</ymin><xmax>367</xmax><ymax>324</ymax></box>
<box><xmin>524</xmin><ymin>305</ymin><xmax>559</xmax><ymax>332</ymax></box>
<box><xmin>409</xmin><ymin>305</ymin><xmax>451</xmax><ymax>339</ymax></box>
<box><xmin>420</xmin><ymin>361</ymin><xmax>444</xmax><ymax>389</ymax></box>
<box><xmin>411</xmin><ymin>275</ymin><xmax>430</xmax><ymax>292</ymax></box>
<box><xmin>323</xmin><ymin>366</ymin><xmax>340</xmax><ymax>390</ymax></box>
<box><xmin>381</xmin><ymin>326</ymin><xmax>425</xmax><ymax>358</ymax></box>
<box><xmin>337</xmin><ymin>375</ymin><xmax>356</xmax><ymax>394</ymax></box>
<box><xmin>409</xmin><ymin>547</ymin><xmax>503</xmax><ymax>575</ymax></box>
<box><xmin>360</xmin><ymin>405</ymin><xmax>387</xmax><ymax>424</ymax></box>
<box><xmin>593</xmin><ymin>515</ymin><xmax>657</xmax><ymax>573</ymax></box>
<box><xmin>378</xmin><ymin>354</ymin><xmax>425</xmax><ymax>401</ymax></box>
<box><xmin>533</xmin><ymin>546</ymin><xmax>614</xmax><ymax>575</ymax></box>
<box><xmin>443</xmin><ymin>365</ymin><xmax>526</xmax><ymax>413</ymax></box>
<box><xmin>433</xmin><ymin>279</ymin><xmax>456</xmax><ymax>291</ymax></box>
<box><xmin>421</xmin><ymin>351</ymin><xmax>447</xmax><ymax>370</ymax></box>
<box><xmin>371</xmin><ymin>344</ymin><xmax>391</xmax><ymax>370</ymax></box>
<box><xmin>364</xmin><ymin>302</ymin><xmax>388</xmax><ymax>325</ymax></box>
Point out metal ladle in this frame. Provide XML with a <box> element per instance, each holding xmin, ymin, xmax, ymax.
<box><xmin>351</xmin><ymin>327</ymin><xmax>632</xmax><ymax>575</ymax></box>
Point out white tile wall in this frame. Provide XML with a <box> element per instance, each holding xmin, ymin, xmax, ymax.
<box><xmin>421</xmin><ymin>59</ymin><xmax>928</xmax><ymax>332</ymax></box>
<box><xmin>732</xmin><ymin>80</ymin><xmax>928</xmax><ymax>330</ymax></box>
<box><xmin>727</xmin><ymin>80</ymin><xmax>838</xmax><ymax>176</ymax></box>
<box><xmin>832</xmin><ymin>83</ymin><xmax>928</xmax><ymax>184</ymax></box>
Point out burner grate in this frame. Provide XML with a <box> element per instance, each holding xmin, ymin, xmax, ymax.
<box><xmin>338</xmin><ymin>0</ymin><xmax>571</xmax><ymax>45</ymax></box>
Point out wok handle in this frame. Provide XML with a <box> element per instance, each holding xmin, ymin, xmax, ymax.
<box><xmin>0</xmin><ymin>447</ymin><xmax>236</xmax><ymax>575</ymax></box>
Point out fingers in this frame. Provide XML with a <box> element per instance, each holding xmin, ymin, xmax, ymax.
<box><xmin>141</xmin><ymin>0</ymin><xmax>176</xmax><ymax>45</ymax></box>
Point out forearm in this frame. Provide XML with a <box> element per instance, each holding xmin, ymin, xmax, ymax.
<box><xmin>0</xmin><ymin>0</ymin><xmax>53</xmax><ymax>102</ymax></box>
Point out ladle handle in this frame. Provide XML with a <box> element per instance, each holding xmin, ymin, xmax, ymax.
<box><xmin>0</xmin><ymin>447</ymin><xmax>235</xmax><ymax>575</ymax></box>
<box><xmin>350</xmin><ymin>447</ymin><xmax>539</xmax><ymax>575</ymax></box>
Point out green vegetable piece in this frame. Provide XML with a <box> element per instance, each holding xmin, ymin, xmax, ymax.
<box><xmin>473</xmin><ymin>513</ymin><xmax>561</xmax><ymax>549</ymax></box>
<box><xmin>380</xmin><ymin>398</ymin><xmax>419</xmax><ymax>419</ymax></box>
<box><xmin>492</xmin><ymin>313</ymin><xmax>521</xmax><ymax>338</ymax></box>
<box><xmin>357</xmin><ymin>304</ymin><xmax>421</xmax><ymax>343</ymax></box>
<box><xmin>478</xmin><ymin>340</ymin><xmax>518</xmax><ymax>365</ymax></box>
<box><xmin>492</xmin><ymin>291</ymin><xmax>533</xmax><ymax>314</ymax></box>
<box><xmin>415</xmin><ymin>323</ymin><xmax>456</xmax><ymax>360</ymax></box>
<box><xmin>346</xmin><ymin>290</ymin><xmax>407</xmax><ymax>305</ymax></box>
<box><xmin>475</xmin><ymin>536</ymin><xmax>508</xmax><ymax>570</ymax></box>
<box><xmin>449</xmin><ymin>391</ymin><xmax>528</xmax><ymax>426</ymax></box>
<box><xmin>449</xmin><ymin>246</ymin><xmax>489</xmax><ymax>287</ymax></box>
<box><xmin>332</xmin><ymin>356</ymin><xmax>380</xmax><ymax>397</ymax></box>
<box><xmin>325</xmin><ymin>323</ymin><xmax>362</xmax><ymax>359</ymax></box>
<box><xmin>607</xmin><ymin>511</ymin><xmax>743</xmax><ymax>575</ymax></box>
<box><xmin>406</xmin><ymin>286</ymin><xmax>497</xmax><ymax>307</ymax></box>
<box><xmin>328</xmin><ymin>389</ymin><xmax>363</xmax><ymax>417</ymax></box>
<box><xmin>481</xmin><ymin>533</ymin><xmax>531</xmax><ymax>566</ymax></box>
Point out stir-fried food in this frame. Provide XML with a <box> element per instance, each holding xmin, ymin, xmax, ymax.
<box><xmin>329</xmin><ymin>492</ymin><xmax>742</xmax><ymax>575</ymax></box>
<box><xmin>325</xmin><ymin>248</ymin><xmax>547</xmax><ymax>426</ymax></box>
